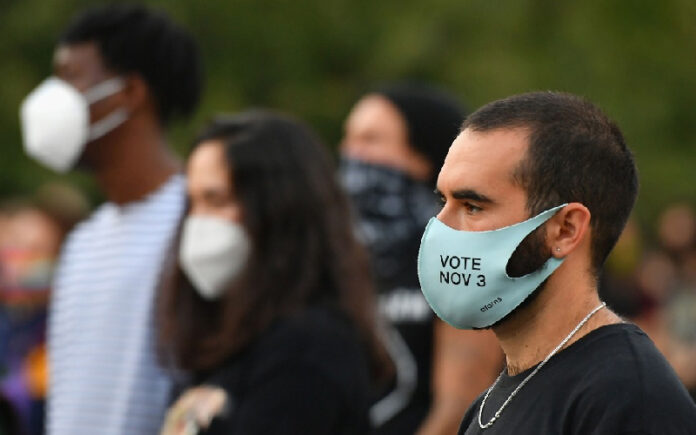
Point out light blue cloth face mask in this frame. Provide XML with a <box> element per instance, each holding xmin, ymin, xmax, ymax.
<box><xmin>417</xmin><ymin>204</ymin><xmax>567</xmax><ymax>329</ymax></box>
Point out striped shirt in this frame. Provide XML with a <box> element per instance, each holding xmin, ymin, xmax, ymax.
<box><xmin>47</xmin><ymin>175</ymin><xmax>185</xmax><ymax>435</ymax></box>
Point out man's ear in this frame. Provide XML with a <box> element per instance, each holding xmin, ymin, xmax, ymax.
<box><xmin>121</xmin><ymin>74</ymin><xmax>150</xmax><ymax>114</ymax></box>
<box><xmin>547</xmin><ymin>203</ymin><xmax>591</xmax><ymax>258</ymax></box>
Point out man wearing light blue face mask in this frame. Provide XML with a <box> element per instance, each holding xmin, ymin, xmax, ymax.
<box><xmin>18</xmin><ymin>5</ymin><xmax>203</xmax><ymax>435</ymax></box>
<box><xmin>417</xmin><ymin>91</ymin><xmax>696</xmax><ymax>434</ymax></box>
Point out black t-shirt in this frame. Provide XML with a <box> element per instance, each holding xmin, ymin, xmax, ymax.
<box><xmin>459</xmin><ymin>323</ymin><xmax>696</xmax><ymax>435</ymax></box>
<box><xmin>195</xmin><ymin>307</ymin><xmax>371</xmax><ymax>435</ymax></box>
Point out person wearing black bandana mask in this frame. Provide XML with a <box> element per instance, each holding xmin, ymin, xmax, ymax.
<box><xmin>339</xmin><ymin>84</ymin><xmax>504</xmax><ymax>435</ymax></box>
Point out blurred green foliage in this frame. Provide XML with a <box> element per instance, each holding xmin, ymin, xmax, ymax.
<box><xmin>1</xmin><ymin>0</ymin><xmax>694</xmax><ymax>231</ymax></box>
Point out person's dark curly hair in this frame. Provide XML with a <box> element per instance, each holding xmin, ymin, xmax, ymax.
<box><xmin>60</xmin><ymin>4</ymin><xmax>203</xmax><ymax>126</ymax></box>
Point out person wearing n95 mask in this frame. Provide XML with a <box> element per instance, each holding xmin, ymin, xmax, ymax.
<box><xmin>158</xmin><ymin>112</ymin><xmax>393</xmax><ymax>435</ymax></box>
<box><xmin>33</xmin><ymin>5</ymin><xmax>204</xmax><ymax>435</ymax></box>
<box><xmin>178</xmin><ymin>216</ymin><xmax>250</xmax><ymax>300</ymax></box>
<box><xmin>20</xmin><ymin>76</ymin><xmax>128</xmax><ymax>172</ymax></box>
<box><xmin>175</xmin><ymin>124</ymin><xmax>251</xmax><ymax>301</ymax></box>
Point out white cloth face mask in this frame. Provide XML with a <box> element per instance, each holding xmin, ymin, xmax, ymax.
<box><xmin>179</xmin><ymin>215</ymin><xmax>251</xmax><ymax>300</ymax></box>
<box><xmin>19</xmin><ymin>76</ymin><xmax>128</xmax><ymax>172</ymax></box>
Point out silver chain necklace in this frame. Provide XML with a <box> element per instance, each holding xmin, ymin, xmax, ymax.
<box><xmin>478</xmin><ymin>302</ymin><xmax>607</xmax><ymax>430</ymax></box>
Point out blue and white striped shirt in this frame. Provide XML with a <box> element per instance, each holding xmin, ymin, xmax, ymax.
<box><xmin>48</xmin><ymin>175</ymin><xmax>185</xmax><ymax>435</ymax></box>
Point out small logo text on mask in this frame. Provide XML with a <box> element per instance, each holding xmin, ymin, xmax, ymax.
<box><xmin>480</xmin><ymin>297</ymin><xmax>502</xmax><ymax>312</ymax></box>
<box><xmin>439</xmin><ymin>255</ymin><xmax>486</xmax><ymax>287</ymax></box>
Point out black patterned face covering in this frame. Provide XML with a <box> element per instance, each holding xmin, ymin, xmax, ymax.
<box><xmin>339</xmin><ymin>157</ymin><xmax>438</xmax><ymax>290</ymax></box>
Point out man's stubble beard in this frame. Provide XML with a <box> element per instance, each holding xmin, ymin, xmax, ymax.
<box><xmin>480</xmin><ymin>223</ymin><xmax>553</xmax><ymax>330</ymax></box>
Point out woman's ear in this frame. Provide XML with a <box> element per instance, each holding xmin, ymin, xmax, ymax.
<box><xmin>547</xmin><ymin>203</ymin><xmax>591</xmax><ymax>258</ymax></box>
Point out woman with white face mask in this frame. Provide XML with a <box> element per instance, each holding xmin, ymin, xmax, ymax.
<box><xmin>158</xmin><ymin>111</ymin><xmax>392</xmax><ymax>435</ymax></box>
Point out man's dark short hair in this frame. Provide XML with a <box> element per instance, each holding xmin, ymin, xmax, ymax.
<box><xmin>60</xmin><ymin>4</ymin><xmax>203</xmax><ymax>126</ymax></box>
<box><xmin>463</xmin><ymin>91</ymin><xmax>639</xmax><ymax>274</ymax></box>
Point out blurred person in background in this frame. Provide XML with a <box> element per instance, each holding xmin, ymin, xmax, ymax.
<box><xmin>600</xmin><ymin>203</ymin><xmax>696</xmax><ymax>401</ymax></box>
<box><xmin>598</xmin><ymin>218</ymin><xmax>644</xmax><ymax>318</ymax></box>
<box><xmin>158</xmin><ymin>112</ymin><xmax>392</xmax><ymax>434</ymax></box>
<box><xmin>339</xmin><ymin>83</ymin><xmax>503</xmax><ymax>435</ymax></box>
<box><xmin>631</xmin><ymin>202</ymin><xmax>696</xmax><ymax>400</ymax></box>
<box><xmin>0</xmin><ymin>394</ymin><xmax>20</xmax><ymax>435</ymax></box>
<box><xmin>18</xmin><ymin>4</ymin><xmax>203</xmax><ymax>435</ymax></box>
<box><xmin>0</xmin><ymin>184</ymin><xmax>88</xmax><ymax>435</ymax></box>
<box><xmin>0</xmin><ymin>212</ymin><xmax>11</xmax><ymax>435</ymax></box>
<box><xmin>657</xmin><ymin>203</ymin><xmax>695</xmax><ymax>260</ymax></box>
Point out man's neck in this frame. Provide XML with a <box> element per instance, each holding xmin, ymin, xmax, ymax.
<box><xmin>91</xmin><ymin>118</ymin><xmax>182</xmax><ymax>205</ymax></box>
<box><xmin>492</xmin><ymin>270</ymin><xmax>623</xmax><ymax>376</ymax></box>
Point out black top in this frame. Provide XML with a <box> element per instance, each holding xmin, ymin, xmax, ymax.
<box><xmin>370</xmin><ymin>226</ymin><xmax>434</xmax><ymax>435</ymax></box>
<box><xmin>459</xmin><ymin>323</ymin><xmax>696</xmax><ymax>435</ymax></box>
<box><xmin>340</xmin><ymin>159</ymin><xmax>439</xmax><ymax>434</ymax></box>
<box><xmin>195</xmin><ymin>306</ymin><xmax>371</xmax><ymax>435</ymax></box>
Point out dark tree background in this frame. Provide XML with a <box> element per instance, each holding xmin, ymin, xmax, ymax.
<box><xmin>1</xmin><ymin>0</ymin><xmax>694</xmax><ymax>231</ymax></box>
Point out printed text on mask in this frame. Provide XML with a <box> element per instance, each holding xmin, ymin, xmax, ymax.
<box><xmin>439</xmin><ymin>255</ymin><xmax>486</xmax><ymax>287</ymax></box>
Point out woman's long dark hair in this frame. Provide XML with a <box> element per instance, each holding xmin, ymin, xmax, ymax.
<box><xmin>158</xmin><ymin>110</ymin><xmax>391</xmax><ymax>379</ymax></box>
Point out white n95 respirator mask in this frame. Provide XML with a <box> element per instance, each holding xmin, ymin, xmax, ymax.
<box><xmin>417</xmin><ymin>204</ymin><xmax>567</xmax><ymax>329</ymax></box>
<box><xmin>19</xmin><ymin>76</ymin><xmax>128</xmax><ymax>172</ymax></box>
<box><xmin>179</xmin><ymin>215</ymin><xmax>251</xmax><ymax>300</ymax></box>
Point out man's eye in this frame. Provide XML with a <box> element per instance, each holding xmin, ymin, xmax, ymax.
<box><xmin>464</xmin><ymin>202</ymin><xmax>482</xmax><ymax>214</ymax></box>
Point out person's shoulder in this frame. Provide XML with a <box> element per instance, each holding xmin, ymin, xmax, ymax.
<box><xmin>150</xmin><ymin>173</ymin><xmax>186</xmax><ymax>204</ymax></box>
<box><xmin>457</xmin><ymin>393</ymin><xmax>484</xmax><ymax>434</ymax></box>
<box><xmin>59</xmin><ymin>203</ymin><xmax>113</xmax><ymax>249</ymax></box>
<box><xmin>577</xmin><ymin>323</ymin><xmax>678</xmax><ymax>384</ymax></box>
<box><xmin>127</xmin><ymin>174</ymin><xmax>186</xmax><ymax>218</ymax></box>
<box><xmin>261</xmin><ymin>306</ymin><xmax>366</xmax><ymax>365</ymax></box>
<box><xmin>574</xmin><ymin>323</ymin><xmax>676</xmax><ymax>389</ymax></box>
<box><xmin>234</xmin><ymin>305</ymin><xmax>370</xmax><ymax>397</ymax></box>
<box><xmin>570</xmin><ymin>323</ymin><xmax>696</xmax><ymax>431</ymax></box>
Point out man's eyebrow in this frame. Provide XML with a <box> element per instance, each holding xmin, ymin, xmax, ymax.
<box><xmin>450</xmin><ymin>189</ymin><xmax>494</xmax><ymax>203</ymax></box>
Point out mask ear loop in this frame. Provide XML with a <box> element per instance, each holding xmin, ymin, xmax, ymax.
<box><xmin>82</xmin><ymin>77</ymin><xmax>129</xmax><ymax>141</ymax></box>
<box><xmin>83</xmin><ymin>77</ymin><xmax>126</xmax><ymax>104</ymax></box>
<box><xmin>501</xmin><ymin>204</ymin><xmax>567</xmax><ymax>280</ymax></box>
<box><xmin>88</xmin><ymin>109</ymin><xmax>129</xmax><ymax>141</ymax></box>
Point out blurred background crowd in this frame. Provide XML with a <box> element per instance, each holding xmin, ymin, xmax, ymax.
<box><xmin>0</xmin><ymin>1</ymin><xmax>694</xmax><ymax>435</ymax></box>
